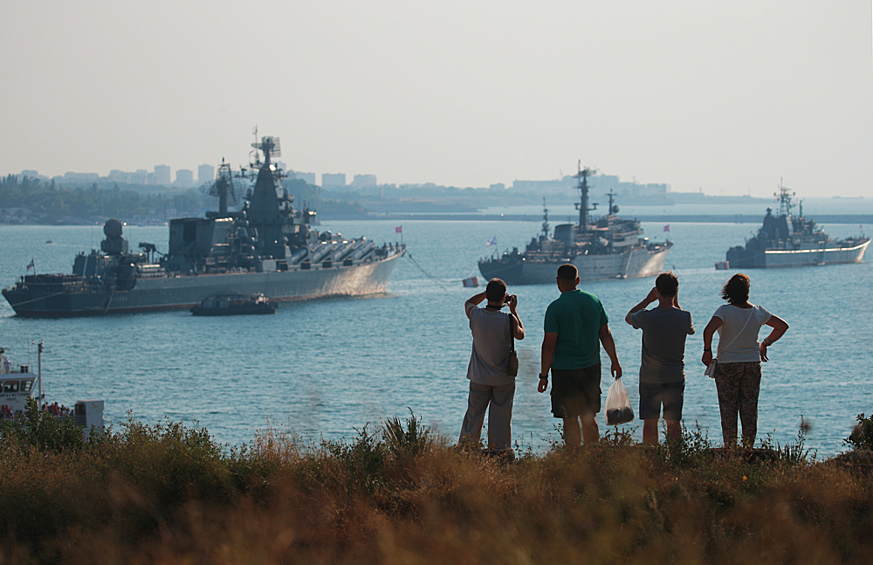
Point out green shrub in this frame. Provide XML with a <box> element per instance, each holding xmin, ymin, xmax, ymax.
<box><xmin>383</xmin><ymin>409</ymin><xmax>433</xmax><ymax>458</ymax></box>
<box><xmin>0</xmin><ymin>397</ymin><xmax>86</xmax><ymax>453</ymax></box>
<box><xmin>845</xmin><ymin>413</ymin><xmax>873</xmax><ymax>451</ymax></box>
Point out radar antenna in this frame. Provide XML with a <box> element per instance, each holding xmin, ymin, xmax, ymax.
<box><xmin>199</xmin><ymin>158</ymin><xmax>239</xmax><ymax>215</ymax></box>
<box><xmin>775</xmin><ymin>178</ymin><xmax>795</xmax><ymax>217</ymax></box>
<box><xmin>251</xmin><ymin>133</ymin><xmax>281</xmax><ymax>165</ymax></box>
<box><xmin>573</xmin><ymin>161</ymin><xmax>599</xmax><ymax>232</ymax></box>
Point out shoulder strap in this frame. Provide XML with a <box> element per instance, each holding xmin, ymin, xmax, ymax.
<box><xmin>508</xmin><ymin>314</ymin><xmax>516</xmax><ymax>352</ymax></box>
<box><xmin>719</xmin><ymin>307</ymin><xmax>755</xmax><ymax>353</ymax></box>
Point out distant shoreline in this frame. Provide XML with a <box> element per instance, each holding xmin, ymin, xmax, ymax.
<box><xmin>321</xmin><ymin>213</ymin><xmax>873</xmax><ymax>224</ymax></box>
<box><xmin>3</xmin><ymin>213</ymin><xmax>872</xmax><ymax>226</ymax></box>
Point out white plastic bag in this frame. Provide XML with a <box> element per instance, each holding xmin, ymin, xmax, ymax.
<box><xmin>604</xmin><ymin>377</ymin><xmax>634</xmax><ymax>426</ymax></box>
<box><xmin>704</xmin><ymin>360</ymin><xmax>717</xmax><ymax>378</ymax></box>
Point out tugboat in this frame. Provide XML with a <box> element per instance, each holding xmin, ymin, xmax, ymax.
<box><xmin>3</xmin><ymin>135</ymin><xmax>406</xmax><ymax>317</ymax></box>
<box><xmin>191</xmin><ymin>293</ymin><xmax>278</xmax><ymax>316</ymax></box>
<box><xmin>725</xmin><ymin>182</ymin><xmax>870</xmax><ymax>268</ymax></box>
<box><xmin>478</xmin><ymin>163</ymin><xmax>672</xmax><ymax>284</ymax></box>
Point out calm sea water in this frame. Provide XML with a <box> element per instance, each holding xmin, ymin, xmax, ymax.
<box><xmin>1</xmin><ymin>216</ymin><xmax>870</xmax><ymax>456</ymax></box>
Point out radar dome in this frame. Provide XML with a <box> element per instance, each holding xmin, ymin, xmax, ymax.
<box><xmin>104</xmin><ymin>219</ymin><xmax>123</xmax><ymax>238</ymax></box>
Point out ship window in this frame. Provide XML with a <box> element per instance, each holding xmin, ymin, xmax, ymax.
<box><xmin>20</xmin><ymin>379</ymin><xmax>33</xmax><ymax>393</ymax></box>
<box><xmin>3</xmin><ymin>381</ymin><xmax>20</xmax><ymax>393</ymax></box>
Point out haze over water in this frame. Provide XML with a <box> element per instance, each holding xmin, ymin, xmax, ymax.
<box><xmin>1</xmin><ymin>211</ymin><xmax>870</xmax><ymax>457</ymax></box>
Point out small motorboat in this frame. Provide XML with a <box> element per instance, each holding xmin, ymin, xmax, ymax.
<box><xmin>190</xmin><ymin>294</ymin><xmax>278</xmax><ymax>316</ymax></box>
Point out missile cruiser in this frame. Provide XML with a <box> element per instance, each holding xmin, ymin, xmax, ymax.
<box><xmin>3</xmin><ymin>136</ymin><xmax>405</xmax><ymax>317</ymax></box>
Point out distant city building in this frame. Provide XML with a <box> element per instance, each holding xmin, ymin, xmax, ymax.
<box><xmin>510</xmin><ymin>178</ymin><xmax>573</xmax><ymax>193</ymax></box>
<box><xmin>21</xmin><ymin>170</ymin><xmax>39</xmax><ymax>178</ymax></box>
<box><xmin>175</xmin><ymin>169</ymin><xmax>194</xmax><ymax>187</ymax></box>
<box><xmin>322</xmin><ymin>173</ymin><xmax>346</xmax><ymax>188</ymax></box>
<box><xmin>155</xmin><ymin>165</ymin><xmax>171</xmax><ymax>186</ymax></box>
<box><xmin>511</xmin><ymin>173</ymin><xmax>670</xmax><ymax>199</ymax></box>
<box><xmin>292</xmin><ymin>171</ymin><xmax>316</xmax><ymax>185</ymax></box>
<box><xmin>350</xmin><ymin>174</ymin><xmax>377</xmax><ymax>187</ymax></box>
<box><xmin>132</xmin><ymin>169</ymin><xmax>149</xmax><ymax>184</ymax></box>
<box><xmin>60</xmin><ymin>172</ymin><xmax>100</xmax><ymax>184</ymax></box>
<box><xmin>198</xmin><ymin>164</ymin><xmax>214</xmax><ymax>184</ymax></box>
<box><xmin>108</xmin><ymin>169</ymin><xmax>128</xmax><ymax>183</ymax></box>
<box><xmin>489</xmin><ymin>183</ymin><xmax>506</xmax><ymax>190</ymax></box>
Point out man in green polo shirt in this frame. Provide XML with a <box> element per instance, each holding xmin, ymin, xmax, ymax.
<box><xmin>538</xmin><ymin>264</ymin><xmax>622</xmax><ymax>446</ymax></box>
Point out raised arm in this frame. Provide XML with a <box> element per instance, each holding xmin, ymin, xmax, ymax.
<box><xmin>625</xmin><ymin>287</ymin><xmax>659</xmax><ymax>326</ymax></box>
<box><xmin>508</xmin><ymin>294</ymin><xmax>525</xmax><ymax>340</ymax></box>
<box><xmin>464</xmin><ymin>291</ymin><xmax>486</xmax><ymax>319</ymax></box>
<box><xmin>759</xmin><ymin>315</ymin><xmax>789</xmax><ymax>362</ymax></box>
<box><xmin>701</xmin><ymin>316</ymin><xmax>723</xmax><ymax>366</ymax></box>
<box><xmin>598</xmin><ymin>324</ymin><xmax>622</xmax><ymax>379</ymax></box>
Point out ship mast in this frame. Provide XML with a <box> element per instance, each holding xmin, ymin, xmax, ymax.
<box><xmin>775</xmin><ymin>178</ymin><xmax>795</xmax><ymax>217</ymax></box>
<box><xmin>541</xmin><ymin>197</ymin><xmax>550</xmax><ymax>237</ymax></box>
<box><xmin>574</xmin><ymin>161</ymin><xmax>598</xmax><ymax>233</ymax></box>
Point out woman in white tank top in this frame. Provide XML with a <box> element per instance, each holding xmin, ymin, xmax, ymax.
<box><xmin>701</xmin><ymin>273</ymin><xmax>789</xmax><ymax>447</ymax></box>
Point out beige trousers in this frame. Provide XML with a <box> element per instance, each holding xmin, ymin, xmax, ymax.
<box><xmin>459</xmin><ymin>381</ymin><xmax>516</xmax><ymax>451</ymax></box>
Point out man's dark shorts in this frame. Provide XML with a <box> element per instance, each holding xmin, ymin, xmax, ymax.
<box><xmin>638</xmin><ymin>381</ymin><xmax>685</xmax><ymax>421</ymax></box>
<box><xmin>551</xmin><ymin>365</ymin><xmax>601</xmax><ymax>418</ymax></box>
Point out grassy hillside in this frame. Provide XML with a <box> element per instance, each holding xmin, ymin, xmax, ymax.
<box><xmin>2</xmin><ymin>405</ymin><xmax>872</xmax><ymax>564</ymax></box>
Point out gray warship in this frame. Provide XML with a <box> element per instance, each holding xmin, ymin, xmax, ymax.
<box><xmin>478</xmin><ymin>164</ymin><xmax>672</xmax><ymax>284</ymax></box>
<box><xmin>3</xmin><ymin>136</ymin><xmax>405</xmax><ymax>317</ymax></box>
<box><xmin>725</xmin><ymin>182</ymin><xmax>870</xmax><ymax>268</ymax></box>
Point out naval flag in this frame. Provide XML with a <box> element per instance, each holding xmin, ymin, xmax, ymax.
<box><xmin>486</xmin><ymin>237</ymin><xmax>497</xmax><ymax>247</ymax></box>
<box><xmin>663</xmin><ymin>225</ymin><xmax>670</xmax><ymax>232</ymax></box>
<box><xmin>26</xmin><ymin>259</ymin><xmax>34</xmax><ymax>271</ymax></box>
<box><xmin>395</xmin><ymin>226</ymin><xmax>402</xmax><ymax>233</ymax></box>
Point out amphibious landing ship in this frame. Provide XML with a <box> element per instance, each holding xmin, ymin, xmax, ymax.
<box><xmin>725</xmin><ymin>183</ymin><xmax>869</xmax><ymax>269</ymax></box>
<box><xmin>3</xmin><ymin>136</ymin><xmax>405</xmax><ymax>317</ymax></box>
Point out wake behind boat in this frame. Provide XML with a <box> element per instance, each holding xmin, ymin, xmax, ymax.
<box><xmin>3</xmin><ymin>135</ymin><xmax>405</xmax><ymax>317</ymax></box>
<box><xmin>479</xmin><ymin>163</ymin><xmax>672</xmax><ymax>284</ymax></box>
<box><xmin>725</xmin><ymin>182</ymin><xmax>870</xmax><ymax>268</ymax></box>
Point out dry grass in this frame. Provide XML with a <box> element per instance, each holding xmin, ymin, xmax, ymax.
<box><xmin>1</xmin><ymin>410</ymin><xmax>872</xmax><ymax>565</ymax></box>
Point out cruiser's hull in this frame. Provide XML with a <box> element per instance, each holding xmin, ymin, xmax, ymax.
<box><xmin>3</xmin><ymin>253</ymin><xmax>403</xmax><ymax>318</ymax></box>
<box><xmin>479</xmin><ymin>246</ymin><xmax>670</xmax><ymax>285</ymax></box>
<box><xmin>726</xmin><ymin>239</ymin><xmax>869</xmax><ymax>269</ymax></box>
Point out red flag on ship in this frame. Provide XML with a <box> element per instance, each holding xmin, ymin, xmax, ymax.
<box><xmin>395</xmin><ymin>226</ymin><xmax>402</xmax><ymax>233</ymax></box>
<box><xmin>663</xmin><ymin>225</ymin><xmax>670</xmax><ymax>232</ymax></box>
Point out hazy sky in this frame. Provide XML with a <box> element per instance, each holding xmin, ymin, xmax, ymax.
<box><xmin>2</xmin><ymin>1</ymin><xmax>871</xmax><ymax>197</ymax></box>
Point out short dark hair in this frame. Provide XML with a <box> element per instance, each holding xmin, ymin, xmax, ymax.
<box><xmin>655</xmin><ymin>272</ymin><xmax>679</xmax><ymax>298</ymax></box>
<box><xmin>485</xmin><ymin>278</ymin><xmax>507</xmax><ymax>303</ymax></box>
<box><xmin>721</xmin><ymin>273</ymin><xmax>750</xmax><ymax>305</ymax></box>
<box><xmin>557</xmin><ymin>264</ymin><xmax>578</xmax><ymax>282</ymax></box>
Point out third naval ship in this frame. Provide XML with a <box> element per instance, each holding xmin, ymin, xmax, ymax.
<box><xmin>725</xmin><ymin>182</ymin><xmax>869</xmax><ymax>268</ymax></box>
